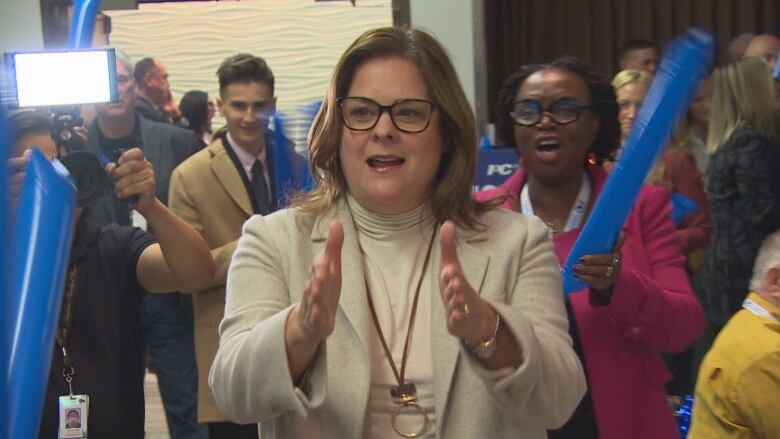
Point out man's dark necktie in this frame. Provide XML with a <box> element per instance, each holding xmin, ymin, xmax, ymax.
<box><xmin>251</xmin><ymin>159</ymin><xmax>271</xmax><ymax>214</ymax></box>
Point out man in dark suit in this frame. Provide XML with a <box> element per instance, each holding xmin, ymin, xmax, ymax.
<box><xmin>133</xmin><ymin>57</ymin><xmax>181</xmax><ymax>124</ymax></box>
<box><xmin>83</xmin><ymin>49</ymin><xmax>208</xmax><ymax>439</ymax></box>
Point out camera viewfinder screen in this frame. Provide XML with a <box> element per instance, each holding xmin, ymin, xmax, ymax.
<box><xmin>9</xmin><ymin>49</ymin><xmax>118</xmax><ymax>107</ymax></box>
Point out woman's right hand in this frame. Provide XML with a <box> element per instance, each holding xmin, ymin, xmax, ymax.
<box><xmin>289</xmin><ymin>220</ymin><xmax>344</xmax><ymax>344</ymax></box>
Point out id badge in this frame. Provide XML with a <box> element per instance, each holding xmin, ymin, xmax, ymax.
<box><xmin>58</xmin><ymin>394</ymin><xmax>89</xmax><ymax>439</ymax></box>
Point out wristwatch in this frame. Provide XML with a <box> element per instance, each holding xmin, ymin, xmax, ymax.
<box><xmin>464</xmin><ymin>313</ymin><xmax>502</xmax><ymax>359</ymax></box>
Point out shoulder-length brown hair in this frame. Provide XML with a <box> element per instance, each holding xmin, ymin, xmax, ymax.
<box><xmin>292</xmin><ymin>26</ymin><xmax>494</xmax><ymax>229</ymax></box>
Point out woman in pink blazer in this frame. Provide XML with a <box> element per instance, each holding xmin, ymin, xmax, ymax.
<box><xmin>476</xmin><ymin>57</ymin><xmax>705</xmax><ymax>439</ymax></box>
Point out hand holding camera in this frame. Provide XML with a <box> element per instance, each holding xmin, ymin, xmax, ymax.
<box><xmin>106</xmin><ymin>148</ymin><xmax>157</xmax><ymax>215</ymax></box>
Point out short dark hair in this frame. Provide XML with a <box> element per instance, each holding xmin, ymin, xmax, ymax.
<box><xmin>7</xmin><ymin>110</ymin><xmax>53</xmax><ymax>146</ymax></box>
<box><xmin>619</xmin><ymin>39</ymin><xmax>656</xmax><ymax>61</ymax></box>
<box><xmin>133</xmin><ymin>57</ymin><xmax>156</xmax><ymax>83</ymax></box>
<box><xmin>216</xmin><ymin>54</ymin><xmax>275</xmax><ymax>96</ymax></box>
<box><xmin>179</xmin><ymin>90</ymin><xmax>209</xmax><ymax>133</ymax></box>
<box><xmin>495</xmin><ymin>56</ymin><xmax>620</xmax><ymax>164</ymax></box>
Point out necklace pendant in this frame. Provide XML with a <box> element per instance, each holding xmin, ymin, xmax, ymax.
<box><xmin>391</xmin><ymin>382</ymin><xmax>418</xmax><ymax>404</ymax></box>
<box><xmin>390</xmin><ymin>382</ymin><xmax>429</xmax><ymax>438</ymax></box>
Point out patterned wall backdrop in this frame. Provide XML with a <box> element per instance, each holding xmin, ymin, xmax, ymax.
<box><xmin>106</xmin><ymin>0</ymin><xmax>392</xmax><ymax>151</ymax></box>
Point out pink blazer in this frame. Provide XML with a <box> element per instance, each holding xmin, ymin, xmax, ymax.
<box><xmin>476</xmin><ymin>165</ymin><xmax>705</xmax><ymax>439</ymax></box>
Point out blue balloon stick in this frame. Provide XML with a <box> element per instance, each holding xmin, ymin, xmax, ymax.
<box><xmin>561</xmin><ymin>29</ymin><xmax>715</xmax><ymax>294</ymax></box>
<box><xmin>6</xmin><ymin>151</ymin><xmax>77</xmax><ymax>439</ymax></box>
<box><xmin>68</xmin><ymin>0</ymin><xmax>102</xmax><ymax>49</ymax></box>
<box><xmin>0</xmin><ymin>100</ymin><xmax>8</xmax><ymax>430</ymax></box>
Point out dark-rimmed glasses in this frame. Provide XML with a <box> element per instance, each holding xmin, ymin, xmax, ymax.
<box><xmin>337</xmin><ymin>96</ymin><xmax>437</xmax><ymax>133</ymax></box>
<box><xmin>510</xmin><ymin>97</ymin><xmax>592</xmax><ymax>126</ymax></box>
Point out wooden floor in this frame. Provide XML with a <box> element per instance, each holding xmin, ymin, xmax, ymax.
<box><xmin>144</xmin><ymin>372</ymin><xmax>171</xmax><ymax>439</ymax></box>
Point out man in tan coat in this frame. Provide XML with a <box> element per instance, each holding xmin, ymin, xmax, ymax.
<box><xmin>168</xmin><ymin>53</ymin><xmax>302</xmax><ymax>438</ymax></box>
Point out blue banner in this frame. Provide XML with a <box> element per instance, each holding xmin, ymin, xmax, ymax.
<box><xmin>473</xmin><ymin>147</ymin><xmax>518</xmax><ymax>193</ymax></box>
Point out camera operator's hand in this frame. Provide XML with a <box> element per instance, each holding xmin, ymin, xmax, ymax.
<box><xmin>106</xmin><ymin>148</ymin><xmax>157</xmax><ymax>214</ymax></box>
<box><xmin>73</xmin><ymin>126</ymin><xmax>89</xmax><ymax>147</ymax></box>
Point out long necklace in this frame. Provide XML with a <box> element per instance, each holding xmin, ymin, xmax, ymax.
<box><xmin>520</xmin><ymin>173</ymin><xmax>591</xmax><ymax>238</ymax></box>
<box><xmin>362</xmin><ymin>224</ymin><xmax>437</xmax><ymax>438</ymax></box>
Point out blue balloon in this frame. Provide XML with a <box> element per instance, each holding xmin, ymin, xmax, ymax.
<box><xmin>295</xmin><ymin>100</ymin><xmax>321</xmax><ymax>193</ymax></box>
<box><xmin>7</xmin><ymin>150</ymin><xmax>77</xmax><ymax>439</ymax></box>
<box><xmin>669</xmin><ymin>192</ymin><xmax>700</xmax><ymax>225</ymax></box>
<box><xmin>0</xmin><ymin>103</ymin><xmax>8</xmax><ymax>430</ymax></box>
<box><xmin>561</xmin><ymin>29</ymin><xmax>715</xmax><ymax>294</ymax></box>
<box><xmin>68</xmin><ymin>0</ymin><xmax>102</xmax><ymax>49</ymax></box>
<box><xmin>479</xmin><ymin>135</ymin><xmax>493</xmax><ymax>150</ymax></box>
<box><xmin>773</xmin><ymin>50</ymin><xmax>780</xmax><ymax>81</ymax></box>
<box><xmin>675</xmin><ymin>394</ymin><xmax>695</xmax><ymax>437</ymax></box>
<box><xmin>272</xmin><ymin>113</ymin><xmax>314</xmax><ymax>207</ymax></box>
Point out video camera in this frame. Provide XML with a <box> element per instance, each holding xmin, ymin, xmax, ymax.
<box><xmin>4</xmin><ymin>48</ymin><xmax>119</xmax><ymax>206</ymax></box>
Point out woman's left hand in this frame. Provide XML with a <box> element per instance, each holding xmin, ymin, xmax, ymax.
<box><xmin>574</xmin><ymin>233</ymin><xmax>625</xmax><ymax>296</ymax></box>
<box><xmin>439</xmin><ymin>221</ymin><xmax>497</xmax><ymax>346</ymax></box>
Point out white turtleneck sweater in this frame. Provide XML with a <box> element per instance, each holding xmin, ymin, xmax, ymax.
<box><xmin>347</xmin><ymin>195</ymin><xmax>438</xmax><ymax>439</ymax></box>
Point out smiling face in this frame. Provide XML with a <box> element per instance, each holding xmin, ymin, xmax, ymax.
<box><xmin>339</xmin><ymin>56</ymin><xmax>443</xmax><ymax>214</ymax></box>
<box><xmin>513</xmin><ymin>68</ymin><xmax>600</xmax><ymax>187</ymax></box>
<box><xmin>218</xmin><ymin>80</ymin><xmax>276</xmax><ymax>154</ymax></box>
<box><xmin>617</xmin><ymin>81</ymin><xmax>648</xmax><ymax>142</ymax></box>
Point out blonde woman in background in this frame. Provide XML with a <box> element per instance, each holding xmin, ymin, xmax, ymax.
<box><xmin>686</xmin><ymin>79</ymin><xmax>712</xmax><ymax>174</ymax></box>
<box><xmin>612</xmin><ymin>69</ymin><xmax>711</xmax><ymax>260</ymax></box>
<box><xmin>701</xmin><ymin>57</ymin><xmax>780</xmax><ymax>331</ymax></box>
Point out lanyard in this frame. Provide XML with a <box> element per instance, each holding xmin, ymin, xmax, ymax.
<box><xmin>361</xmin><ymin>224</ymin><xmax>437</xmax><ymax>438</ymax></box>
<box><xmin>742</xmin><ymin>298</ymin><xmax>780</xmax><ymax>324</ymax></box>
<box><xmin>56</xmin><ymin>266</ymin><xmax>79</xmax><ymax>395</ymax></box>
<box><xmin>520</xmin><ymin>173</ymin><xmax>591</xmax><ymax>234</ymax></box>
<box><xmin>363</xmin><ymin>225</ymin><xmax>437</xmax><ymax>391</ymax></box>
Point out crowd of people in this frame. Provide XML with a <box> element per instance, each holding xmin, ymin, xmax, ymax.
<box><xmin>5</xmin><ymin>24</ymin><xmax>780</xmax><ymax>439</ymax></box>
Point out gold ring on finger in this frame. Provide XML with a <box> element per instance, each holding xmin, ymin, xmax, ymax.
<box><xmin>611</xmin><ymin>252</ymin><xmax>621</xmax><ymax>266</ymax></box>
<box><xmin>605</xmin><ymin>265</ymin><xmax>614</xmax><ymax>277</ymax></box>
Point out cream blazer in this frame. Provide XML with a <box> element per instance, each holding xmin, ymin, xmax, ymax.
<box><xmin>209</xmin><ymin>198</ymin><xmax>586</xmax><ymax>438</ymax></box>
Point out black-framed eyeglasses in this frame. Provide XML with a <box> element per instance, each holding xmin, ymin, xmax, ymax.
<box><xmin>510</xmin><ymin>97</ymin><xmax>592</xmax><ymax>126</ymax></box>
<box><xmin>337</xmin><ymin>96</ymin><xmax>437</xmax><ymax>133</ymax></box>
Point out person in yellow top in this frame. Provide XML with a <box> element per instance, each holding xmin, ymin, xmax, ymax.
<box><xmin>690</xmin><ymin>230</ymin><xmax>780</xmax><ymax>438</ymax></box>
